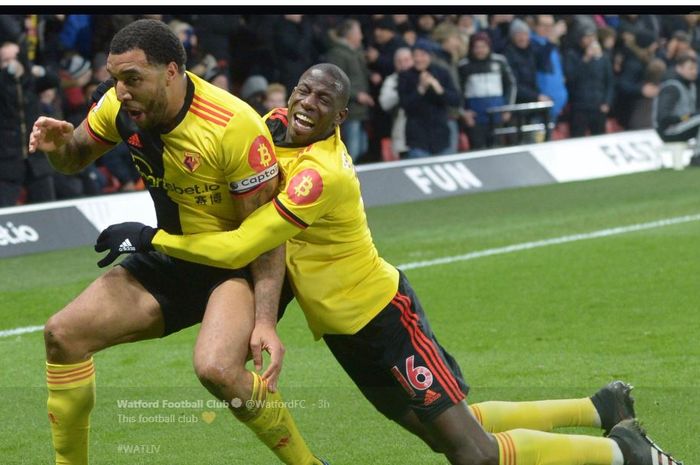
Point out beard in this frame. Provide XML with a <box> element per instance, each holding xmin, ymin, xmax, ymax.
<box><xmin>138</xmin><ymin>86</ymin><xmax>170</xmax><ymax>130</ymax></box>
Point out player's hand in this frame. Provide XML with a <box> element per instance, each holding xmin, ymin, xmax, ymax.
<box><xmin>94</xmin><ymin>222</ymin><xmax>158</xmax><ymax>268</ymax></box>
<box><xmin>28</xmin><ymin>116</ymin><xmax>74</xmax><ymax>154</ymax></box>
<box><xmin>249</xmin><ymin>323</ymin><xmax>285</xmax><ymax>393</ymax></box>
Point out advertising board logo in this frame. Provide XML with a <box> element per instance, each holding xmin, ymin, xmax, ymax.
<box><xmin>0</xmin><ymin>222</ymin><xmax>39</xmax><ymax>246</ymax></box>
<box><xmin>404</xmin><ymin>162</ymin><xmax>483</xmax><ymax>195</ymax></box>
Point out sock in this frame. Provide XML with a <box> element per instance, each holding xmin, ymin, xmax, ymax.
<box><xmin>494</xmin><ymin>429</ymin><xmax>617</xmax><ymax>465</ymax></box>
<box><xmin>236</xmin><ymin>372</ymin><xmax>319</xmax><ymax>465</ymax></box>
<box><xmin>46</xmin><ymin>358</ymin><xmax>96</xmax><ymax>465</ymax></box>
<box><xmin>470</xmin><ymin>398</ymin><xmax>598</xmax><ymax>433</ymax></box>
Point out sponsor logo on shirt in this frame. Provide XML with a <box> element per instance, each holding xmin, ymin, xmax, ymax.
<box><xmin>286</xmin><ymin>169</ymin><xmax>323</xmax><ymax>205</ymax></box>
<box><xmin>248</xmin><ymin>135</ymin><xmax>277</xmax><ymax>172</ymax></box>
<box><xmin>229</xmin><ymin>164</ymin><xmax>279</xmax><ymax>194</ymax></box>
<box><xmin>132</xmin><ymin>155</ymin><xmax>220</xmax><ymax>196</ymax></box>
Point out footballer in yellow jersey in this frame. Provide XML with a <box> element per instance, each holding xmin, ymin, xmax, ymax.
<box><xmin>87</xmin><ymin>70</ymin><xmax>278</xmax><ymax>235</ymax></box>
<box><xmin>97</xmin><ymin>64</ymin><xmax>681</xmax><ymax>465</ymax></box>
<box><xmin>30</xmin><ymin>19</ymin><xmax>326</xmax><ymax>465</ymax></box>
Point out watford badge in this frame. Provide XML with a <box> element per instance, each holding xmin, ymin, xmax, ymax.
<box><xmin>183</xmin><ymin>152</ymin><xmax>201</xmax><ymax>172</ymax></box>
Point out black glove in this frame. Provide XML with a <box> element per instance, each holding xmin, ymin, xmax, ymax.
<box><xmin>94</xmin><ymin>222</ymin><xmax>158</xmax><ymax>268</ymax></box>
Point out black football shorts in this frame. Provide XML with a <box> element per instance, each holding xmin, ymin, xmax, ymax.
<box><xmin>120</xmin><ymin>251</ymin><xmax>252</xmax><ymax>336</ymax></box>
<box><xmin>323</xmin><ymin>270</ymin><xmax>469</xmax><ymax>423</ymax></box>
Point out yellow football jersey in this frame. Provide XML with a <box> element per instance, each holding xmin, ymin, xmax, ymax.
<box><xmin>267</xmin><ymin>109</ymin><xmax>399</xmax><ymax>338</ymax></box>
<box><xmin>153</xmin><ymin>108</ymin><xmax>399</xmax><ymax>338</ymax></box>
<box><xmin>87</xmin><ymin>71</ymin><xmax>278</xmax><ymax>234</ymax></box>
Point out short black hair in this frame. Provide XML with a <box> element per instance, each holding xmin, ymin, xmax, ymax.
<box><xmin>110</xmin><ymin>19</ymin><xmax>186</xmax><ymax>73</ymax></box>
<box><xmin>675</xmin><ymin>52</ymin><xmax>697</xmax><ymax>67</ymax></box>
<box><xmin>336</xmin><ymin>19</ymin><xmax>359</xmax><ymax>40</ymax></box>
<box><xmin>304</xmin><ymin>63</ymin><xmax>350</xmax><ymax>108</ymax></box>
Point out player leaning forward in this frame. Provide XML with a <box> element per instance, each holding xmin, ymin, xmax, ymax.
<box><xmin>98</xmin><ymin>63</ymin><xmax>684</xmax><ymax>465</ymax></box>
<box><xmin>29</xmin><ymin>19</ymin><xmax>327</xmax><ymax>465</ymax></box>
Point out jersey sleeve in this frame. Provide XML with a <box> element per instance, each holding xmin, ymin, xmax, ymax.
<box><xmin>272</xmin><ymin>157</ymin><xmax>342</xmax><ymax>229</ymax></box>
<box><xmin>85</xmin><ymin>85</ymin><xmax>121</xmax><ymax>145</ymax></box>
<box><xmin>220</xmin><ymin>110</ymin><xmax>279</xmax><ymax>196</ymax></box>
<box><xmin>152</xmin><ymin>202</ymin><xmax>300</xmax><ymax>269</ymax></box>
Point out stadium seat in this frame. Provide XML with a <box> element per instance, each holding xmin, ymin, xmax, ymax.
<box><xmin>458</xmin><ymin>131</ymin><xmax>470</xmax><ymax>152</ymax></box>
<box><xmin>606</xmin><ymin>118</ymin><xmax>624</xmax><ymax>134</ymax></box>
<box><xmin>16</xmin><ymin>187</ymin><xmax>27</xmax><ymax>205</ymax></box>
<box><xmin>98</xmin><ymin>166</ymin><xmax>122</xmax><ymax>193</ymax></box>
<box><xmin>380</xmin><ymin>137</ymin><xmax>399</xmax><ymax>162</ymax></box>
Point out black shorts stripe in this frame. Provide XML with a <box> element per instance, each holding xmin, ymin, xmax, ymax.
<box><xmin>394</xmin><ymin>293</ymin><xmax>464</xmax><ymax>404</ymax></box>
<box><xmin>395</xmin><ymin>292</ymin><xmax>463</xmax><ymax>400</ymax></box>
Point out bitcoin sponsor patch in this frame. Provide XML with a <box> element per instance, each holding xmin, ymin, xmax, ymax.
<box><xmin>286</xmin><ymin>169</ymin><xmax>323</xmax><ymax>205</ymax></box>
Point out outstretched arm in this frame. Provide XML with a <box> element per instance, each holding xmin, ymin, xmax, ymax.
<box><xmin>152</xmin><ymin>201</ymin><xmax>300</xmax><ymax>268</ymax></box>
<box><xmin>29</xmin><ymin>117</ymin><xmax>110</xmax><ymax>174</ymax></box>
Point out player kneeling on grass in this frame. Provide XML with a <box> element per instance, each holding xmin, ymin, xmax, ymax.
<box><xmin>30</xmin><ymin>19</ymin><xmax>327</xmax><ymax>465</ymax></box>
<box><xmin>97</xmin><ymin>63</ymin><xmax>684</xmax><ymax>465</ymax></box>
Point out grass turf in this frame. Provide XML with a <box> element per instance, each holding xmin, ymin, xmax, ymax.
<box><xmin>0</xmin><ymin>169</ymin><xmax>697</xmax><ymax>464</ymax></box>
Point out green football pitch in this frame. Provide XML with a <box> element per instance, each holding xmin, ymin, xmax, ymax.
<box><xmin>1</xmin><ymin>169</ymin><xmax>697</xmax><ymax>464</ymax></box>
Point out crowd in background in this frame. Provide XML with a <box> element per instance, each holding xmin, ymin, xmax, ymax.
<box><xmin>1</xmin><ymin>13</ymin><xmax>699</xmax><ymax>207</ymax></box>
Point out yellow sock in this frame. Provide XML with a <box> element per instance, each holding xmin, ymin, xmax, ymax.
<box><xmin>470</xmin><ymin>398</ymin><xmax>598</xmax><ymax>433</ymax></box>
<box><xmin>495</xmin><ymin>429</ymin><xmax>616</xmax><ymax>465</ymax></box>
<box><xmin>237</xmin><ymin>372</ymin><xmax>319</xmax><ymax>465</ymax></box>
<box><xmin>46</xmin><ymin>358</ymin><xmax>96</xmax><ymax>465</ymax></box>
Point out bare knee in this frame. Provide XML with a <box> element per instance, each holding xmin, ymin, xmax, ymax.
<box><xmin>44</xmin><ymin>311</ymin><xmax>86</xmax><ymax>363</ymax></box>
<box><xmin>194</xmin><ymin>356</ymin><xmax>249</xmax><ymax>398</ymax></box>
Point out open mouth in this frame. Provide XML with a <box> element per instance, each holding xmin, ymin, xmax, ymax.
<box><xmin>293</xmin><ymin>112</ymin><xmax>315</xmax><ymax>130</ymax></box>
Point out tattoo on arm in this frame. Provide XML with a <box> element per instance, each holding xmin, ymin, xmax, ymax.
<box><xmin>48</xmin><ymin>121</ymin><xmax>109</xmax><ymax>174</ymax></box>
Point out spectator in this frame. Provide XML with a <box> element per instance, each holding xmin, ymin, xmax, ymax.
<box><xmin>239</xmin><ymin>74</ymin><xmax>269</xmax><ymax>116</ymax></box>
<box><xmin>415</xmin><ymin>14</ymin><xmax>439</xmax><ymax>43</ymax></box>
<box><xmin>366</xmin><ymin>16</ymin><xmax>406</xmax><ymax>80</ymax></box>
<box><xmin>486</xmin><ymin>14</ymin><xmax>514</xmax><ymax>54</ymax></box>
<box><xmin>531</xmin><ymin>14</ymin><xmax>569</xmax><ymax>121</ymax></box>
<box><xmin>653</xmin><ymin>52</ymin><xmax>700</xmax><ymax>149</ymax></box>
<box><xmin>274</xmin><ymin>15</ymin><xmax>315</xmax><ymax>95</ymax></box>
<box><xmin>457</xmin><ymin>14</ymin><xmax>481</xmax><ymax>42</ymax></box>
<box><xmin>91</xmin><ymin>52</ymin><xmax>109</xmax><ymax>82</ymax></box>
<box><xmin>52</xmin><ymin>76</ymin><xmax>105</xmax><ymax>199</ymax></box>
<box><xmin>660</xmin><ymin>31</ymin><xmax>692</xmax><ymax>68</ymax></box>
<box><xmin>58</xmin><ymin>15</ymin><xmax>92</xmax><ymax>57</ymax></box>
<box><xmin>366</xmin><ymin>16</ymin><xmax>407</xmax><ymax>155</ymax></box>
<box><xmin>325</xmin><ymin>18</ymin><xmax>374</xmax><ymax>161</ymax></box>
<box><xmin>263</xmin><ymin>82</ymin><xmax>287</xmax><ymax>112</ymax></box>
<box><xmin>614</xmin><ymin>29</ymin><xmax>661</xmax><ymax>129</ymax></box>
<box><xmin>191</xmin><ymin>14</ymin><xmax>242</xmax><ymax>68</ymax></box>
<box><xmin>379</xmin><ymin>47</ymin><xmax>414</xmax><ymax>156</ymax></box>
<box><xmin>619</xmin><ymin>14</ymin><xmax>661</xmax><ymax>44</ymax></box>
<box><xmin>597</xmin><ymin>26</ymin><xmax>617</xmax><ymax>63</ymax></box>
<box><xmin>566</xmin><ymin>38</ymin><xmax>614</xmax><ymax>137</ymax></box>
<box><xmin>682</xmin><ymin>14</ymin><xmax>700</xmax><ymax>53</ymax></box>
<box><xmin>58</xmin><ymin>53</ymin><xmax>92</xmax><ymax>126</ymax></box>
<box><xmin>398</xmin><ymin>42</ymin><xmax>460</xmax><ymax>158</ymax></box>
<box><xmin>432</xmin><ymin>22</ymin><xmax>467</xmax><ymax>153</ymax></box>
<box><xmin>504</xmin><ymin>18</ymin><xmax>546</xmax><ymax>105</ymax></box>
<box><xmin>397</xmin><ymin>22</ymin><xmax>417</xmax><ymax>48</ymax></box>
<box><xmin>0</xmin><ymin>41</ymin><xmax>56</xmax><ymax>206</ymax></box>
<box><xmin>203</xmin><ymin>65</ymin><xmax>231</xmax><ymax>92</ymax></box>
<box><xmin>458</xmin><ymin>31</ymin><xmax>516</xmax><ymax>149</ymax></box>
